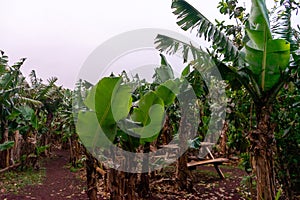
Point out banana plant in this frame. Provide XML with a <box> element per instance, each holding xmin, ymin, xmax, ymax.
<box><xmin>0</xmin><ymin>52</ymin><xmax>47</xmax><ymax>169</ymax></box>
<box><xmin>78</xmin><ymin>76</ymin><xmax>169</xmax><ymax>151</ymax></box>
<box><xmin>244</xmin><ymin>0</ymin><xmax>290</xmax><ymax>93</ymax></box>
<box><xmin>76</xmin><ymin>54</ymin><xmax>185</xmax><ymax>198</ymax></box>
<box><xmin>0</xmin><ymin>51</ymin><xmax>27</xmax><ymax>168</ymax></box>
<box><xmin>155</xmin><ymin>0</ymin><xmax>299</xmax><ymax>199</ymax></box>
<box><xmin>77</xmin><ymin>54</ymin><xmax>179</xmax><ymax>151</ymax></box>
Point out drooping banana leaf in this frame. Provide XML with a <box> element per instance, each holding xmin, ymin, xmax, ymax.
<box><xmin>155</xmin><ymin>34</ymin><xmax>217</xmax><ymax>72</ymax></box>
<box><xmin>155</xmin><ymin>34</ymin><xmax>198</xmax><ymax>62</ymax></box>
<box><xmin>245</xmin><ymin>0</ymin><xmax>290</xmax><ymax>92</ymax></box>
<box><xmin>155</xmin><ymin>34</ymin><xmax>262</xmax><ymax>100</ymax></box>
<box><xmin>171</xmin><ymin>0</ymin><xmax>239</xmax><ymax>61</ymax></box>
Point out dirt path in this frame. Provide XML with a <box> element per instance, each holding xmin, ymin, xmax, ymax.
<box><xmin>1</xmin><ymin>150</ymin><xmax>248</xmax><ymax>200</ymax></box>
<box><xmin>1</xmin><ymin>149</ymin><xmax>88</xmax><ymax>200</ymax></box>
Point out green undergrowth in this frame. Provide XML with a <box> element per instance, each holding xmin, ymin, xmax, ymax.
<box><xmin>0</xmin><ymin>167</ymin><xmax>46</xmax><ymax>194</ymax></box>
<box><xmin>63</xmin><ymin>162</ymin><xmax>84</xmax><ymax>173</ymax></box>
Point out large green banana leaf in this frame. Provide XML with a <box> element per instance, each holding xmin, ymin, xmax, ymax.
<box><xmin>131</xmin><ymin>91</ymin><xmax>165</xmax><ymax>143</ymax></box>
<box><xmin>83</xmin><ymin>85</ymin><xmax>97</xmax><ymax>111</ymax></box>
<box><xmin>76</xmin><ymin>111</ymin><xmax>111</xmax><ymax>149</ymax></box>
<box><xmin>155</xmin><ymin>79</ymin><xmax>180</xmax><ymax>106</ymax></box>
<box><xmin>80</xmin><ymin>76</ymin><xmax>167</xmax><ymax>146</ymax></box>
<box><xmin>94</xmin><ymin>77</ymin><xmax>132</xmax><ymax>142</ymax></box>
<box><xmin>245</xmin><ymin>0</ymin><xmax>290</xmax><ymax>91</ymax></box>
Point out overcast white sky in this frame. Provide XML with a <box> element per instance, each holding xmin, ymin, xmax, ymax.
<box><xmin>0</xmin><ymin>0</ymin><xmax>299</xmax><ymax>88</ymax></box>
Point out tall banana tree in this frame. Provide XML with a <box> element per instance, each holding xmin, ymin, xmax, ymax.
<box><xmin>155</xmin><ymin>0</ymin><xmax>299</xmax><ymax>199</ymax></box>
<box><xmin>28</xmin><ymin>73</ymin><xmax>63</xmax><ymax>156</ymax></box>
<box><xmin>0</xmin><ymin>52</ymin><xmax>42</xmax><ymax>168</ymax></box>
<box><xmin>0</xmin><ymin>52</ymin><xmax>20</xmax><ymax>168</ymax></box>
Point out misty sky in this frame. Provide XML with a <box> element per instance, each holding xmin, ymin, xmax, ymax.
<box><xmin>1</xmin><ymin>0</ymin><xmax>299</xmax><ymax>88</ymax></box>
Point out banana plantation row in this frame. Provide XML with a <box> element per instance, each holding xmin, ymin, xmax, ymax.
<box><xmin>1</xmin><ymin>0</ymin><xmax>300</xmax><ymax>200</ymax></box>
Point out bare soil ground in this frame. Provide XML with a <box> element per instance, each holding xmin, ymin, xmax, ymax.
<box><xmin>0</xmin><ymin>149</ymin><xmax>89</xmax><ymax>200</ymax></box>
<box><xmin>0</xmin><ymin>149</ymin><xmax>248</xmax><ymax>200</ymax></box>
<box><xmin>150</xmin><ymin>164</ymin><xmax>247</xmax><ymax>200</ymax></box>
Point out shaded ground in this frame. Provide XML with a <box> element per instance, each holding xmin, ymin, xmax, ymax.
<box><xmin>1</xmin><ymin>150</ymin><xmax>248</xmax><ymax>200</ymax></box>
<box><xmin>0</xmin><ymin>149</ymin><xmax>88</xmax><ymax>200</ymax></box>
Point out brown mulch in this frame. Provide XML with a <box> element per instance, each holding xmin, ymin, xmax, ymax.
<box><xmin>150</xmin><ymin>164</ymin><xmax>248</xmax><ymax>200</ymax></box>
<box><xmin>0</xmin><ymin>150</ymin><xmax>248</xmax><ymax>200</ymax></box>
<box><xmin>192</xmin><ymin>165</ymin><xmax>247</xmax><ymax>200</ymax></box>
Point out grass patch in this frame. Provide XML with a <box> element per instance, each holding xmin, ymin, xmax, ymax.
<box><xmin>63</xmin><ymin>162</ymin><xmax>84</xmax><ymax>173</ymax></box>
<box><xmin>70</xmin><ymin>166</ymin><xmax>79</xmax><ymax>172</ymax></box>
<box><xmin>195</xmin><ymin>169</ymin><xmax>219</xmax><ymax>177</ymax></box>
<box><xmin>0</xmin><ymin>168</ymin><xmax>46</xmax><ymax>194</ymax></box>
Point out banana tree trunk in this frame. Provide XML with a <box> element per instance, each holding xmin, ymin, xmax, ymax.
<box><xmin>176</xmin><ymin>110</ymin><xmax>192</xmax><ymax>191</ymax></box>
<box><xmin>109</xmin><ymin>168</ymin><xmax>125</xmax><ymax>200</ymax></box>
<box><xmin>160</xmin><ymin>115</ymin><xmax>173</xmax><ymax>144</ymax></box>
<box><xmin>0</xmin><ymin>122</ymin><xmax>10</xmax><ymax>168</ymax></box>
<box><xmin>138</xmin><ymin>142</ymin><xmax>150</xmax><ymax>198</ymax></box>
<box><xmin>69</xmin><ymin>133</ymin><xmax>81</xmax><ymax>167</ymax></box>
<box><xmin>176</xmin><ymin>151</ymin><xmax>191</xmax><ymax>190</ymax></box>
<box><xmin>219</xmin><ymin>121</ymin><xmax>229</xmax><ymax>156</ymax></box>
<box><xmin>85</xmin><ymin>151</ymin><xmax>98</xmax><ymax>200</ymax></box>
<box><xmin>250</xmin><ymin>105</ymin><xmax>276</xmax><ymax>200</ymax></box>
<box><xmin>43</xmin><ymin>112</ymin><xmax>54</xmax><ymax>156</ymax></box>
<box><xmin>12</xmin><ymin>130</ymin><xmax>21</xmax><ymax>164</ymax></box>
<box><xmin>125</xmin><ymin>172</ymin><xmax>137</xmax><ymax>200</ymax></box>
